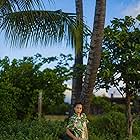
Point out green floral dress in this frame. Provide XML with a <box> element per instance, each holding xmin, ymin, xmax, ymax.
<box><xmin>66</xmin><ymin>113</ymin><xmax>89</xmax><ymax>140</ymax></box>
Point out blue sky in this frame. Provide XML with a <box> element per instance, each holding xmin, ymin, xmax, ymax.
<box><xmin>0</xmin><ymin>0</ymin><xmax>140</xmax><ymax>61</ymax></box>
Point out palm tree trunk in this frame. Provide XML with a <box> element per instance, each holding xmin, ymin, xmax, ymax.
<box><xmin>71</xmin><ymin>0</ymin><xmax>83</xmax><ymax>114</ymax></box>
<box><xmin>80</xmin><ymin>0</ymin><xmax>106</xmax><ymax>114</ymax></box>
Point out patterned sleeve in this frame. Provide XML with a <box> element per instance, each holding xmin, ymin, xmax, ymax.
<box><xmin>82</xmin><ymin>113</ymin><xmax>89</xmax><ymax>123</ymax></box>
<box><xmin>66</xmin><ymin>116</ymin><xmax>75</xmax><ymax>131</ymax></box>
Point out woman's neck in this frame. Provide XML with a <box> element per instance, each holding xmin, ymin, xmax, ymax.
<box><xmin>76</xmin><ymin>113</ymin><xmax>81</xmax><ymax>117</ymax></box>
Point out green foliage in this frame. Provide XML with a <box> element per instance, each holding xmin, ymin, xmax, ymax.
<box><xmin>47</xmin><ymin>103</ymin><xmax>70</xmax><ymax>115</ymax></box>
<box><xmin>0</xmin><ymin>0</ymin><xmax>44</xmax><ymax>14</ymax></box>
<box><xmin>0</xmin><ymin>87</ymin><xmax>17</xmax><ymax>122</ymax></box>
<box><xmin>0</xmin><ymin>114</ymin><xmax>140</xmax><ymax>140</ymax></box>
<box><xmin>89</xmin><ymin>111</ymin><xmax>126</xmax><ymax>140</ymax></box>
<box><xmin>91</xmin><ymin>96</ymin><xmax>125</xmax><ymax>114</ymax></box>
<box><xmin>0</xmin><ymin>119</ymin><xmax>63</xmax><ymax>140</ymax></box>
<box><xmin>0</xmin><ymin>54</ymin><xmax>73</xmax><ymax>121</ymax></box>
<box><xmin>96</xmin><ymin>16</ymin><xmax>140</xmax><ymax>95</ymax></box>
<box><xmin>91</xmin><ymin>96</ymin><xmax>111</xmax><ymax>113</ymax></box>
<box><xmin>95</xmin><ymin>16</ymin><xmax>140</xmax><ymax>138</ymax></box>
<box><xmin>132</xmin><ymin>117</ymin><xmax>140</xmax><ymax>138</ymax></box>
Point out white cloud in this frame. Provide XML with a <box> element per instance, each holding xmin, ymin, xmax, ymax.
<box><xmin>64</xmin><ymin>89</ymin><xmax>71</xmax><ymax>104</ymax></box>
<box><xmin>108</xmin><ymin>87</ymin><xmax>124</xmax><ymax>98</ymax></box>
<box><xmin>94</xmin><ymin>89</ymin><xmax>108</xmax><ymax>97</ymax></box>
<box><xmin>64</xmin><ymin>81</ymin><xmax>72</xmax><ymax>104</ymax></box>
<box><xmin>122</xmin><ymin>1</ymin><xmax>140</xmax><ymax>17</ymax></box>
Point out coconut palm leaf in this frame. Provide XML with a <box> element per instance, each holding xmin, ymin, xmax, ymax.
<box><xmin>0</xmin><ymin>0</ymin><xmax>44</xmax><ymax>15</ymax></box>
<box><xmin>0</xmin><ymin>10</ymin><xmax>90</xmax><ymax>47</ymax></box>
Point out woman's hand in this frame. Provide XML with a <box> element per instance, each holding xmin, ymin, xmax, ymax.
<box><xmin>73</xmin><ymin>137</ymin><xmax>81</xmax><ymax>140</ymax></box>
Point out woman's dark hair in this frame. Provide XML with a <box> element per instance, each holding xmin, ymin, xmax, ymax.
<box><xmin>73</xmin><ymin>102</ymin><xmax>83</xmax><ymax>108</ymax></box>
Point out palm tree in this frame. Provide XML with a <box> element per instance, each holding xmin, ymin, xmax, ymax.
<box><xmin>0</xmin><ymin>0</ymin><xmax>43</xmax><ymax>14</ymax></box>
<box><xmin>80</xmin><ymin>0</ymin><xmax>106</xmax><ymax>114</ymax></box>
<box><xmin>71</xmin><ymin>0</ymin><xmax>84</xmax><ymax>113</ymax></box>
<box><xmin>0</xmin><ymin>10</ymin><xmax>78</xmax><ymax>47</ymax></box>
<box><xmin>0</xmin><ymin>0</ymin><xmax>80</xmax><ymax>48</ymax></box>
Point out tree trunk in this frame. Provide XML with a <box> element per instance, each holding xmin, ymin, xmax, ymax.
<box><xmin>80</xmin><ymin>0</ymin><xmax>106</xmax><ymax>114</ymax></box>
<box><xmin>126</xmin><ymin>90</ymin><xmax>133</xmax><ymax>139</ymax></box>
<box><xmin>71</xmin><ymin>0</ymin><xmax>83</xmax><ymax>115</ymax></box>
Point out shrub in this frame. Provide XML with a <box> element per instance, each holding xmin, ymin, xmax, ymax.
<box><xmin>0</xmin><ymin>119</ymin><xmax>64</xmax><ymax>140</ymax></box>
<box><xmin>88</xmin><ymin>111</ymin><xmax>126</xmax><ymax>140</ymax></box>
<box><xmin>1</xmin><ymin>113</ymin><xmax>140</xmax><ymax>140</ymax></box>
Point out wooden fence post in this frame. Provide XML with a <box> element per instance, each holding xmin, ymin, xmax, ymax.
<box><xmin>38</xmin><ymin>90</ymin><xmax>42</xmax><ymax>119</ymax></box>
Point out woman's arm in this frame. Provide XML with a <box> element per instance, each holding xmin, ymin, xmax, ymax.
<box><xmin>66</xmin><ymin>129</ymin><xmax>80</xmax><ymax>140</ymax></box>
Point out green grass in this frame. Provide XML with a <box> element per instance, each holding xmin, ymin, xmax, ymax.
<box><xmin>45</xmin><ymin>115</ymin><xmax>68</xmax><ymax>121</ymax></box>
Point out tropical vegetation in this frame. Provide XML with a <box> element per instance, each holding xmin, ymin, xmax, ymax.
<box><xmin>0</xmin><ymin>0</ymin><xmax>140</xmax><ymax>140</ymax></box>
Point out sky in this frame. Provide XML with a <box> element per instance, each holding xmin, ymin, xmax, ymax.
<box><xmin>1</xmin><ymin>0</ymin><xmax>140</xmax><ymax>60</ymax></box>
<box><xmin>0</xmin><ymin>0</ymin><xmax>140</xmax><ymax>103</ymax></box>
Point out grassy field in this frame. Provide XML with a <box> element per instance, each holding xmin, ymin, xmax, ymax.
<box><xmin>45</xmin><ymin>115</ymin><xmax>68</xmax><ymax>121</ymax></box>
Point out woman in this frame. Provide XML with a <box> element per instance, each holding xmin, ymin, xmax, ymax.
<box><xmin>66</xmin><ymin>102</ymin><xmax>89</xmax><ymax>140</ymax></box>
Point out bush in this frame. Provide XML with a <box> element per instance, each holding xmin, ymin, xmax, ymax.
<box><xmin>0</xmin><ymin>89</ymin><xmax>17</xmax><ymax>122</ymax></box>
<box><xmin>47</xmin><ymin>103</ymin><xmax>70</xmax><ymax>115</ymax></box>
<box><xmin>132</xmin><ymin>117</ymin><xmax>140</xmax><ymax>139</ymax></box>
<box><xmin>88</xmin><ymin>111</ymin><xmax>126</xmax><ymax>140</ymax></box>
<box><xmin>0</xmin><ymin>119</ymin><xmax>65</xmax><ymax>140</ymax></box>
<box><xmin>1</xmin><ymin>113</ymin><xmax>140</xmax><ymax>140</ymax></box>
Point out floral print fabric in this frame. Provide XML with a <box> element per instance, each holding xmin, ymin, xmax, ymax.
<box><xmin>66</xmin><ymin>113</ymin><xmax>89</xmax><ymax>140</ymax></box>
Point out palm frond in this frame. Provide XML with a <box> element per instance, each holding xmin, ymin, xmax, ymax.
<box><xmin>0</xmin><ymin>0</ymin><xmax>44</xmax><ymax>15</ymax></box>
<box><xmin>0</xmin><ymin>10</ymin><xmax>85</xmax><ymax>48</ymax></box>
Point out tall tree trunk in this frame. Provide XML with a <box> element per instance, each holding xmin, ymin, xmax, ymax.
<box><xmin>71</xmin><ymin>0</ymin><xmax>83</xmax><ymax>114</ymax></box>
<box><xmin>80</xmin><ymin>0</ymin><xmax>106</xmax><ymax>114</ymax></box>
<box><xmin>126</xmin><ymin>85</ymin><xmax>133</xmax><ymax>139</ymax></box>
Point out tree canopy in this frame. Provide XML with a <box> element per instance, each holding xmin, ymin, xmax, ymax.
<box><xmin>96</xmin><ymin>16</ymin><xmax>140</xmax><ymax>97</ymax></box>
<box><xmin>0</xmin><ymin>53</ymin><xmax>73</xmax><ymax>121</ymax></box>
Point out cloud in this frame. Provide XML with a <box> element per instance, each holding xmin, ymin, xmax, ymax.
<box><xmin>122</xmin><ymin>1</ymin><xmax>140</xmax><ymax>17</ymax></box>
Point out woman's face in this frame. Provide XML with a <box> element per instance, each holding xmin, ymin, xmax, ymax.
<box><xmin>74</xmin><ymin>104</ymin><xmax>82</xmax><ymax>115</ymax></box>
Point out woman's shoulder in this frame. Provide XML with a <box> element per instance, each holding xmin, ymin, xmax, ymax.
<box><xmin>69</xmin><ymin>113</ymin><xmax>77</xmax><ymax>120</ymax></box>
<box><xmin>70</xmin><ymin>113</ymin><xmax>87</xmax><ymax>119</ymax></box>
<box><xmin>81</xmin><ymin>113</ymin><xmax>89</xmax><ymax>123</ymax></box>
<box><xmin>81</xmin><ymin>113</ymin><xmax>87</xmax><ymax>117</ymax></box>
